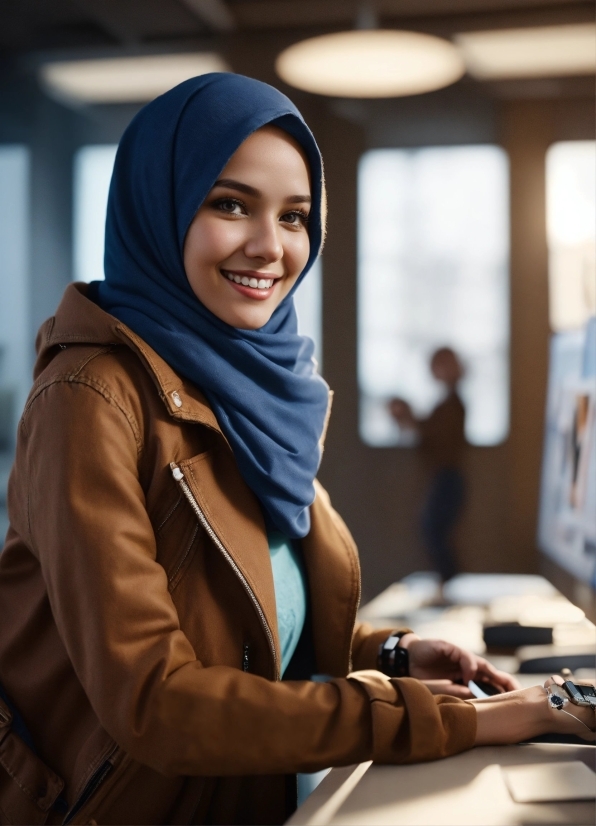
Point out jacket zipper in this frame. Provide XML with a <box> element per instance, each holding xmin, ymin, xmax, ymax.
<box><xmin>62</xmin><ymin>744</ymin><xmax>118</xmax><ymax>825</ymax></box>
<box><xmin>170</xmin><ymin>463</ymin><xmax>278</xmax><ymax>679</ymax></box>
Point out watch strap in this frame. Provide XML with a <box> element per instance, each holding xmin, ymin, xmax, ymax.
<box><xmin>377</xmin><ymin>631</ymin><xmax>410</xmax><ymax>677</ymax></box>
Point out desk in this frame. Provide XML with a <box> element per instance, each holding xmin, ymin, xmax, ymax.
<box><xmin>289</xmin><ymin>575</ymin><xmax>596</xmax><ymax>825</ymax></box>
<box><xmin>288</xmin><ymin>744</ymin><xmax>595</xmax><ymax>825</ymax></box>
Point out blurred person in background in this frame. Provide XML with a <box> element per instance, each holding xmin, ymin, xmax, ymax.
<box><xmin>389</xmin><ymin>347</ymin><xmax>466</xmax><ymax>582</ymax></box>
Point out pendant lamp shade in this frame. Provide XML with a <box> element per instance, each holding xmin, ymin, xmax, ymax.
<box><xmin>276</xmin><ymin>30</ymin><xmax>465</xmax><ymax>98</ymax></box>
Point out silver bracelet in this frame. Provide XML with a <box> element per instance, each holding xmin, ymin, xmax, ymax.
<box><xmin>545</xmin><ymin>686</ymin><xmax>595</xmax><ymax>733</ymax></box>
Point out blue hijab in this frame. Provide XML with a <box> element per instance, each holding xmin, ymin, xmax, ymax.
<box><xmin>96</xmin><ymin>73</ymin><xmax>329</xmax><ymax>539</ymax></box>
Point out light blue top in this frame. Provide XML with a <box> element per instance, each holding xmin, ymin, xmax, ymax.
<box><xmin>267</xmin><ymin>529</ymin><xmax>308</xmax><ymax>676</ymax></box>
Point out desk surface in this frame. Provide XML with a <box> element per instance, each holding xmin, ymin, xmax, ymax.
<box><xmin>289</xmin><ymin>743</ymin><xmax>595</xmax><ymax>826</ymax></box>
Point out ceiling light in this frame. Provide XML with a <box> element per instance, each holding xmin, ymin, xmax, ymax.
<box><xmin>40</xmin><ymin>53</ymin><xmax>230</xmax><ymax>104</ymax></box>
<box><xmin>456</xmin><ymin>23</ymin><xmax>596</xmax><ymax>80</ymax></box>
<box><xmin>275</xmin><ymin>31</ymin><xmax>465</xmax><ymax>98</ymax></box>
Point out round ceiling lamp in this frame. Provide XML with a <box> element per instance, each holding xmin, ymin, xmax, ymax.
<box><xmin>275</xmin><ymin>30</ymin><xmax>465</xmax><ymax>98</ymax></box>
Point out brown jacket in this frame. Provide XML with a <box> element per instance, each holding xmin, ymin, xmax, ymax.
<box><xmin>0</xmin><ymin>284</ymin><xmax>476</xmax><ymax>825</ymax></box>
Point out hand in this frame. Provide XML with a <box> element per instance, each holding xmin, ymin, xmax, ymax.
<box><xmin>388</xmin><ymin>398</ymin><xmax>416</xmax><ymax>429</ymax></box>
<box><xmin>401</xmin><ymin>634</ymin><xmax>520</xmax><ymax>693</ymax></box>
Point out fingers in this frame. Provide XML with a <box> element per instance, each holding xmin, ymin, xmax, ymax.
<box><xmin>444</xmin><ymin>641</ymin><xmax>478</xmax><ymax>684</ymax></box>
<box><xmin>475</xmin><ymin>659</ymin><xmax>521</xmax><ymax>692</ymax></box>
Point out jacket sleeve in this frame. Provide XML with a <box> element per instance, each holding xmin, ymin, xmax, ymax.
<box><xmin>17</xmin><ymin>378</ymin><xmax>476</xmax><ymax>777</ymax></box>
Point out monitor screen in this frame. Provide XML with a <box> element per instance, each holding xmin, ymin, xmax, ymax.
<box><xmin>538</xmin><ymin>317</ymin><xmax>596</xmax><ymax>587</ymax></box>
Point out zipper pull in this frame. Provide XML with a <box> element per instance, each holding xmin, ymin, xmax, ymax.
<box><xmin>170</xmin><ymin>463</ymin><xmax>184</xmax><ymax>481</ymax></box>
<box><xmin>242</xmin><ymin>643</ymin><xmax>250</xmax><ymax>673</ymax></box>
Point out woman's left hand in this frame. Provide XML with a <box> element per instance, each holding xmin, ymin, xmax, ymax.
<box><xmin>399</xmin><ymin>633</ymin><xmax>520</xmax><ymax>695</ymax></box>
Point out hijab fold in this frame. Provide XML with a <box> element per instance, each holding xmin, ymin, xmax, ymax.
<box><xmin>96</xmin><ymin>73</ymin><xmax>329</xmax><ymax>538</ymax></box>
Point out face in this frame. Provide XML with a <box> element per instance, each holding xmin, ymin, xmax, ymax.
<box><xmin>431</xmin><ymin>349</ymin><xmax>463</xmax><ymax>386</ymax></box>
<box><xmin>183</xmin><ymin>125</ymin><xmax>312</xmax><ymax>329</ymax></box>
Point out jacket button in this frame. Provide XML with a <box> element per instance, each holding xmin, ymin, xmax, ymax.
<box><xmin>171</xmin><ymin>391</ymin><xmax>183</xmax><ymax>408</ymax></box>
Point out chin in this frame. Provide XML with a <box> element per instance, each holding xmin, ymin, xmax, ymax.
<box><xmin>233</xmin><ymin>317</ymin><xmax>270</xmax><ymax>331</ymax></box>
<box><xmin>225</xmin><ymin>309</ymin><xmax>274</xmax><ymax>330</ymax></box>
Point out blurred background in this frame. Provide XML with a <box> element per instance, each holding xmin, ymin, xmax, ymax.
<box><xmin>0</xmin><ymin>0</ymin><xmax>594</xmax><ymax>615</ymax></box>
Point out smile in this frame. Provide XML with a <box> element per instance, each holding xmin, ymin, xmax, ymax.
<box><xmin>222</xmin><ymin>270</ymin><xmax>276</xmax><ymax>290</ymax></box>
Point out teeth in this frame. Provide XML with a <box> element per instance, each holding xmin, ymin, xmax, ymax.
<box><xmin>223</xmin><ymin>271</ymin><xmax>275</xmax><ymax>289</ymax></box>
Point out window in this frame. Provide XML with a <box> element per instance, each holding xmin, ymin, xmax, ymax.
<box><xmin>546</xmin><ymin>140</ymin><xmax>596</xmax><ymax>332</ymax></box>
<box><xmin>73</xmin><ymin>144</ymin><xmax>118</xmax><ymax>284</ymax></box>
<box><xmin>294</xmin><ymin>256</ymin><xmax>322</xmax><ymax>370</ymax></box>
<box><xmin>72</xmin><ymin>144</ymin><xmax>323</xmax><ymax>366</ymax></box>
<box><xmin>0</xmin><ymin>145</ymin><xmax>30</xmax><ymax>540</ymax></box>
<box><xmin>0</xmin><ymin>145</ymin><xmax>30</xmax><ymax>448</ymax></box>
<box><xmin>358</xmin><ymin>145</ymin><xmax>509</xmax><ymax>447</ymax></box>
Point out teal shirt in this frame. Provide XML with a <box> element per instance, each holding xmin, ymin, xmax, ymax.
<box><xmin>267</xmin><ymin>529</ymin><xmax>307</xmax><ymax>676</ymax></box>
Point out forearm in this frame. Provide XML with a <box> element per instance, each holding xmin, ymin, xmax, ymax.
<box><xmin>472</xmin><ymin>686</ymin><xmax>549</xmax><ymax>745</ymax></box>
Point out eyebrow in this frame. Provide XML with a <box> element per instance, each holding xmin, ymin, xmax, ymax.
<box><xmin>213</xmin><ymin>178</ymin><xmax>311</xmax><ymax>204</ymax></box>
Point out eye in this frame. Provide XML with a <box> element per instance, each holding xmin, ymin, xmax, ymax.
<box><xmin>281</xmin><ymin>209</ymin><xmax>309</xmax><ymax>227</ymax></box>
<box><xmin>211</xmin><ymin>197</ymin><xmax>247</xmax><ymax>216</ymax></box>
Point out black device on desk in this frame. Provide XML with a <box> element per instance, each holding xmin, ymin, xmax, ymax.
<box><xmin>483</xmin><ymin>624</ymin><xmax>553</xmax><ymax>649</ymax></box>
<box><xmin>468</xmin><ymin>679</ymin><xmax>502</xmax><ymax>698</ymax></box>
<box><xmin>518</xmin><ymin>652</ymin><xmax>595</xmax><ymax>673</ymax></box>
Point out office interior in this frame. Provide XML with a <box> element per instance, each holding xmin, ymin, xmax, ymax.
<box><xmin>0</xmin><ymin>2</ymin><xmax>594</xmax><ymax>823</ymax></box>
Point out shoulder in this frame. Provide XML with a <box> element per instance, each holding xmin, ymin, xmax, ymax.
<box><xmin>30</xmin><ymin>340</ymin><xmax>159</xmax><ymax>401</ymax></box>
<box><xmin>23</xmin><ymin>344</ymin><xmax>162</xmax><ymax>449</ymax></box>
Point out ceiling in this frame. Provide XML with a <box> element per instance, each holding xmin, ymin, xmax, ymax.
<box><xmin>1</xmin><ymin>0</ymin><xmax>593</xmax><ymax>58</ymax></box>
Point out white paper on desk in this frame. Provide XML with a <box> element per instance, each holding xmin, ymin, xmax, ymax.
<box><xmin>502</xmin><ymin>761</ymin><xmax>596</xmax><ymax>803</ymax></box>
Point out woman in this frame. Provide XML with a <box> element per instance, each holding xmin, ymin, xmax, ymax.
<box><xmin>0</xmin><ymin>73</ymin><xmax>593</xmax><ymax>826</ymax></box>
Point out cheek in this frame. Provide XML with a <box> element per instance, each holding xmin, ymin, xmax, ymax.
<box><xmin>285</xmin><ymin>232</ymin><xmax>311</xmax><ymax>276</ymax></box>
<box><xmin>185</xmin><ymin>216</ymin><xmax>243</xmax><ymax>269</ymax></box>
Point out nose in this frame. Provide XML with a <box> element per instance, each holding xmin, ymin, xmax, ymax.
<box><xmin>243</xmin><ymin>215</ymin><xmax>283</xmax><ymax>264</ymax></box>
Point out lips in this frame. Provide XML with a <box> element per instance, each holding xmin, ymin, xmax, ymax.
<box><xmin>221</xmin><ymin>269</ymin><xmax>281</xmax><ymax>300</ymax></box>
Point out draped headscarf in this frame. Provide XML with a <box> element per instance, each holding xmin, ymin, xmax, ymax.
<box><xmin>95</xmin><ymin>73</ymin><xmax>329</xmax><ymax>538</ymax></box>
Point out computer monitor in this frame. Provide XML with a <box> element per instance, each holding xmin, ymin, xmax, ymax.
<box><xmin>538</xmin><ymin>317</ymin><xmax>596</xmax><ymax>589</ymax></box>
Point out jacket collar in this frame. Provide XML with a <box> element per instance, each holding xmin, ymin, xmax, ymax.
<box><xmin>37</xmin><ymin>283</ymin><xmax>222</xmax><ymax>433</ymax></box>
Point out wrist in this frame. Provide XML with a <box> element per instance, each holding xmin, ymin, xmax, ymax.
<box><xmin>472</xmin><ymin>686</ymin><xmax>547</xmax><ymax>746</ymax></box>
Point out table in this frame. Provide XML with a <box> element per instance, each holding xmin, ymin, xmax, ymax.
<box><xmin>288</xmin><ymin>743</ymin><xmax>595</xmax><ymax>825</ymax></box>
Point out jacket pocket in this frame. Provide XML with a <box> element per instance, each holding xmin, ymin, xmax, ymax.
<box><xmin>154</xmin><ymin>458</ymin><xmax>210</xmax><ymax>588</ymax></box>
<box><xmin>0</xmin><ymin>699</ymin><xmax>65</xmax><ymax>825</ymax></box>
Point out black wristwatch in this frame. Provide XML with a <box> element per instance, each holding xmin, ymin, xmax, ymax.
<box><xmin>377</xmin><ymin>631</ymin><xmax>411</xmax><ymax>677</ymax></box>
